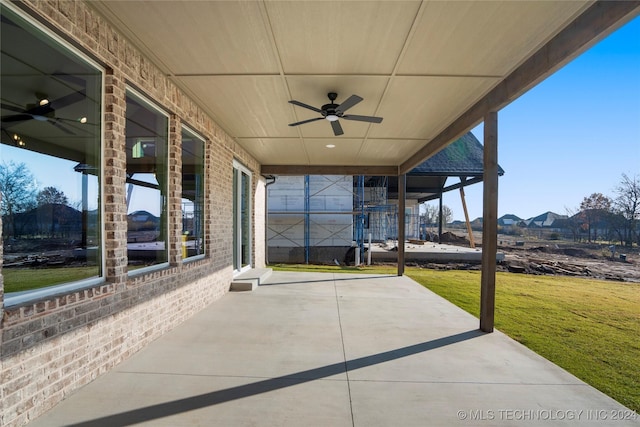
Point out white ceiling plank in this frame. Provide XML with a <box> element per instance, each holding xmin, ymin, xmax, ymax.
<box><xmin>358</xmin><ymin>139</ymin><xmax>429</xmax><ymax>165</ymax></box>
<box><xmin>265</xmin><ymin>1</ymin><xmax>421</xmax><ymax>74</ymax></box>
<box><xmin>175</xmin><ymin>76</ymin><xmax>297</xmax><ymax>139</ymax></box>
<box><xmin>92</xmin><ymin>1</ymin><xmax>280</xmax><ymax>75</ymax></box>
<box><xmin>303</xmin><ymin>138</ymin><xmax>365</xmax><ymax>166</ymax></box>
<box><xmin>398</xmin><ymin>1</ymin><xmax>594</xmax><ymax>77</ymax></box>
<box><xmin>237</xmin><ymin>138</ymin><xmax>308</xmax><ymax>164</ymax></box>
<box><xmin>370</xmin><ymin>76</ymin><xmax>500</xmax><ymax>140</ymax></box>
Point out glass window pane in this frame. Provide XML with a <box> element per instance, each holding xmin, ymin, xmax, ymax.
<box><xmin>241</xmin><ymin>171</ymin><xmax>250</xmax><ymax>267</ymax></box>
<box><xmin>181</xmin><ymin>127</ymin><xmax>204</xmax><ymax>259</ymax></box>
<box><xmin>1</xmin><ymin>7</ymin><xmax>102</xmax><ymax>294</ymax></box>
<box><xmin>232</xmin><ymin>165</ymin><xmax>251</xmax><ymax>271</ymax></box>
<box><xmin>125</xmin><ymin>91</ymin><xmax>168</xmax><ymax>270</ymax></box>
<box><xmin>233</xmin><ymin>168</ymin><xmax>238</xmax><ymax>269</ymax></box>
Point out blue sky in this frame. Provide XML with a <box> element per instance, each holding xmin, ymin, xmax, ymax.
<box><xmin>441</xmin><ymin>15</ymin><xmax>640</xmax><ymax>222</ymax></box>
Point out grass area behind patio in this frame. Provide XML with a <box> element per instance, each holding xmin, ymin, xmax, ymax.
<box><xmin>3</xmin><ymin>267</ymin><xmax>99</xmax><ymax>293</ymax></box>
<box><xmin>271</xmin><ymin>264</ymin><xmax>640</xmax><ymax>412</ymax></box>
<box><xmin>270</xmin><ymin>263</ymin><xmax>396</xmax><ymax>275</ymax></box>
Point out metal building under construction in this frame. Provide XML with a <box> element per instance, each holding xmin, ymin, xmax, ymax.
<box><xmin>266</xmin><ymin>131</ymin><xmax>504</xmax><ymax>264</ymax></box>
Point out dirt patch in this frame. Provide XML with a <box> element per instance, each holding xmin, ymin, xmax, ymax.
<box><xmin>439</xmin><ymin>231</ymin><xmax>470</xmax><ymax>245</ymax></box>
<box><xmin>498</xmin><ymin>240</ymin><xmax>640</xmax><ymax>283</ymax></box>
<box><xmin>415</xmin><ymin>233</ymin><xmax>640</xmax><ymax>283</ymax></box>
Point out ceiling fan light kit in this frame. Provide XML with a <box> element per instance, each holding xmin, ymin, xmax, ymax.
<box><xmin>288</xmin><ymin>92</ymin><xmax>383</xmax><ymax>136</ymax></box>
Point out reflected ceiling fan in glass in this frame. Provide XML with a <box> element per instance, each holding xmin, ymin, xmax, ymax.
<box><xmin>1</xmin><ymin>90</ymin><xmax>87</xmax><ymax>134</ymax></box>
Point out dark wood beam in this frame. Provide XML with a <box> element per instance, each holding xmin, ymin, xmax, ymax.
<box><xmin>261</xmin><ymin>165</ymin><xmax>398</xmax><ymax>176</ymax></box>
<box><xmin>397</xmin><ymin>174</ymin><xmax>406</xmax><ymax>276</ymax></box>
<box><xmin>459</xmin><ymin>183</ymin><xmax>476</xmax><ymax>249</ymax></box>
<box><xmin>480</xmin><ymin>112</ymin><xmax>498</xmax><ymax>333</ymax></box>
<box><xmin>442</xmin><ymin>176</ymin><xmax>484</xmax><ymax>193</ymax></box>
<box><xmin>399</xmin><ymin>1</ymin><xmax>640</xmax><ymax>175</ymax></box>
<box><xmin>438</xmin><ymin>193</ymin><xmax>443</xmax><ymax>240</ymax></box>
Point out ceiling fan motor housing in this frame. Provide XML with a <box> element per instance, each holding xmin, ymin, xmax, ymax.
<box><xmin>321</xmin><ymin>103</ymin><xmax>339</xmax><ymax>117</ymax></box>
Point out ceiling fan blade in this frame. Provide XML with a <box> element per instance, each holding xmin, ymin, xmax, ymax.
<box><xmin>289</xmin><ymin>117</ymin><xmax>324</xmax><ymax>127</ymax></box>
<box><xmin>1</xmin><ymin>114</ymin><xmax>33</xmax><ymax>123</ymax></box>
<box><xmin>49</xmin><ymin>119</ymin><xmax>75</xmax><ymax>135</ymax></box>
<box><xmin>1</xmin><ymin>103</ymin><xmax>26</xmax><ymax>113</ymax></box>
<box><xmin>336</xmin><ymin>95</ymin><xmax>363</xmax><ymax>114</ymax></box>
<box><xmin>52</xmin><ymin>71</ymin><xmax>87</xmax><ymax>88</ymax></box>
<box><xmin>289</xmin><ymin>100</ymin><xmax>322</xmax><ymax>113</ymax></box>
<box><xmin>342</xmin><ymin>114</ymin><xmax>383</xmax><ymax>123</ymax></box>
<box><xmin>331</xmin><ymin>120</ymin><xmax>344</xmax><ymax>136</ymax></box>
<box><xmin>50</xmin><ymin>89</ymin><xmax>86</xmax><ymax>109</ymax></box>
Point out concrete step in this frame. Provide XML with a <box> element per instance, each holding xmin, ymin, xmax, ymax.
<box><xmin>230</xmin><ymin>268</ymin><xmax>273</xmax><ymax>291</ymax></box>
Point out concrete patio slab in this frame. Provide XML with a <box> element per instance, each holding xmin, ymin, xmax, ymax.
<box><xmin>370</xmin><ymin>242</ymin><xmax>505</xmax><ymax>263</ymax></box>
<box><xmin>28</xmin><ymin>271</ymin><xmax>638</xmax><ymax>426</ymax></box>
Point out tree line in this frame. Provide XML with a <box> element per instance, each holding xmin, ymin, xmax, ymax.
<box><xmin>566</xmin><ymin>173</ymin><xmax>640</xmax><ymax>246</ymax></box>
<box><xmin>1</xmin><ymin>161</ymin><xmax>75</xmax><ymax>238</ymax></box>
<box><xmin>416</xmin><ymin>173</ymin><xmax>639</xmax><ymax>247</ymax></box>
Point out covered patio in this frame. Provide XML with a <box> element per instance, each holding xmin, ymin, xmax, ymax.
<box><xmin>2</xmin><ymin>2</ymin><xmax>639</xmax><ymax>425</ymax></box>
<box><xmin>29</xmin><ymin>271</ymin><xmax>634</xmax><ymax>426</ymax></box>
<box><xmin>87</xmin><ymin>0</ymin><xmax>639</xmax><ymax>332</ymax></box>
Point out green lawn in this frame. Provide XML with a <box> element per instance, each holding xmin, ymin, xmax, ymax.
<box><xmin>3</xmin><ymin>267</ymin><xmax>99</xmax><ymax>293</ymax></box>
<box><xmin>271</xmin><ymin>264</ymin><xmax>640</xmax><ymax>412</ymax></box>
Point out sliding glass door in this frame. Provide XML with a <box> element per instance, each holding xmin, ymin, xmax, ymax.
<box><xmin>233</xmin><ymin>161</ymin><xmax>251</xmax><ymax>272</ymax></box>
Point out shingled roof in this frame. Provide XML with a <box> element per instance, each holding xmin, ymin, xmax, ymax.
<box><xmin>410</xmin><ymin>132</ymin><xmax>505</xmax><ymax>177</ymax></box>
<box><xmin>385</xmin><ymin>132</ymin><xmax>505</xmax><ymax>202</ymax></box>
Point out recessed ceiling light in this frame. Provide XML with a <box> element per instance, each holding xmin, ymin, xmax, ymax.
<box><xmin>39</xmin><ymin>98</ymin><xmax>49</xmax><ymax>106</ymax></box>
<box><xmin>326</xmin><ymin>144</ymin><xmax>335</xmax><ymax>148</ymax></box>
<box><xmin>79</xmin><ymin>117</ymin><xmax>88</xmax><ymax>124</ymax></box>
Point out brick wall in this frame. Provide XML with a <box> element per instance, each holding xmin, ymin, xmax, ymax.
<box><xmin>0</xmin><ymin>1</ymin><xmax>264</xmax><ymax>426</ymax></box>
<box><xmin>1</xmin><ymin>261</ymin><xmax>230</xmax><ymax>426</ymax></box>
<box><xmin>168</xmin><ymin>115</ymin><xmax>184</xmax><ymax>267</ymax></box>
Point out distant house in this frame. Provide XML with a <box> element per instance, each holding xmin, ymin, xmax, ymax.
<box><xmin>569</xmin><ymin>209</ymin><xmax>630</xmax><ymax>243</ymax></box>
<box><xmin>524</xmin><ymin>211</ymin><xmax>568</xmax><ymax>229</ymax></box>
<box><xmin>498</xmin><ymin>214</ymin><xmax>522</xmax><ymax>227</ymax></box>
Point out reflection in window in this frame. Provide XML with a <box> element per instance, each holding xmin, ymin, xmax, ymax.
<box><xmin>125</xmin><ymin>90</ymin><xmax>168</xmax><ymax>270</ymax></box>
<box><xmin>0</xmin><ymin>6</ymin><xmax>102</xmax><ymax>295</ymax></box>
<box><xmin>241</xmin><ymin>171</ymin><xmax>250</xmax><ymax>267</ymax></box>
<box><xmin>181</xmin><ymin>127</ymin><xmax>205</xmax><ymax>260</ymax></box>
<box><xmin>232</xmin><ymin>162</ymin><xmax>251</xmax><ymax>272</ymax></box>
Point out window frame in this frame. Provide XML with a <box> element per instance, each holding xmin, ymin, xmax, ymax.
<box><xmin>2</xmin><ymin>2</ymin><xmax>106</xmax><ymax>308</ymax></box>
<box><xmin>124</xmin><ymin>86</ymin><xmax>170</xmax><ymax>276</ymax></box>
<box><xmin>181</xmin><ymin>124</ymin><xmax>206</xmax><ymax>263</ymax></box>
<box><xmin>232</xmin><ymin>159</ymin><xmax>252</xmax><ymax>274</ymax></box>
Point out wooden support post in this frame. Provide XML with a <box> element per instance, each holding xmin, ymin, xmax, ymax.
<box><xmin>438</xmin><ymin>193</ymin><xmax>443</xmax><ymax>241</ymax></box>
<box><xmin>397</xmin><ymin>174</ymin><xmax>406</xmax><ymax>276</ymax></box>
<box><xmin>480</xmin><ymin>112</ymin><xmax>498</xmax><ymax>333</ymax></box>
<box><xmin>459</xmin><ymin>184</ymin><xmax>476</xmax><ymax>248</ymax></box>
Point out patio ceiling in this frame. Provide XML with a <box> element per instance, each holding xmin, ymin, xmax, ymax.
<box><xmin>90</xmin><ymin>1</ymin><xmax>639</xmax><ymax>176</ymax></box>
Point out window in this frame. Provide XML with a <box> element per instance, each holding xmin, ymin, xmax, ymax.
<box><xmin>181</xmin><ymin>126</ymin><xmax>205</xmax><ymax>260</ymax></box>
<box><xmin>233</xmin><ymin>161</ymin><xmax>251</xmax><ymax>272</ymax></box>
<box><xmin>125</xmin><ymin>89</ymin><xmax>168</xmax><ymax>272</ymax></box>
<box><xmin>1</xmin><ymin>5</ymin><xmax>103</xmax><ymax>301</ymax></box>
